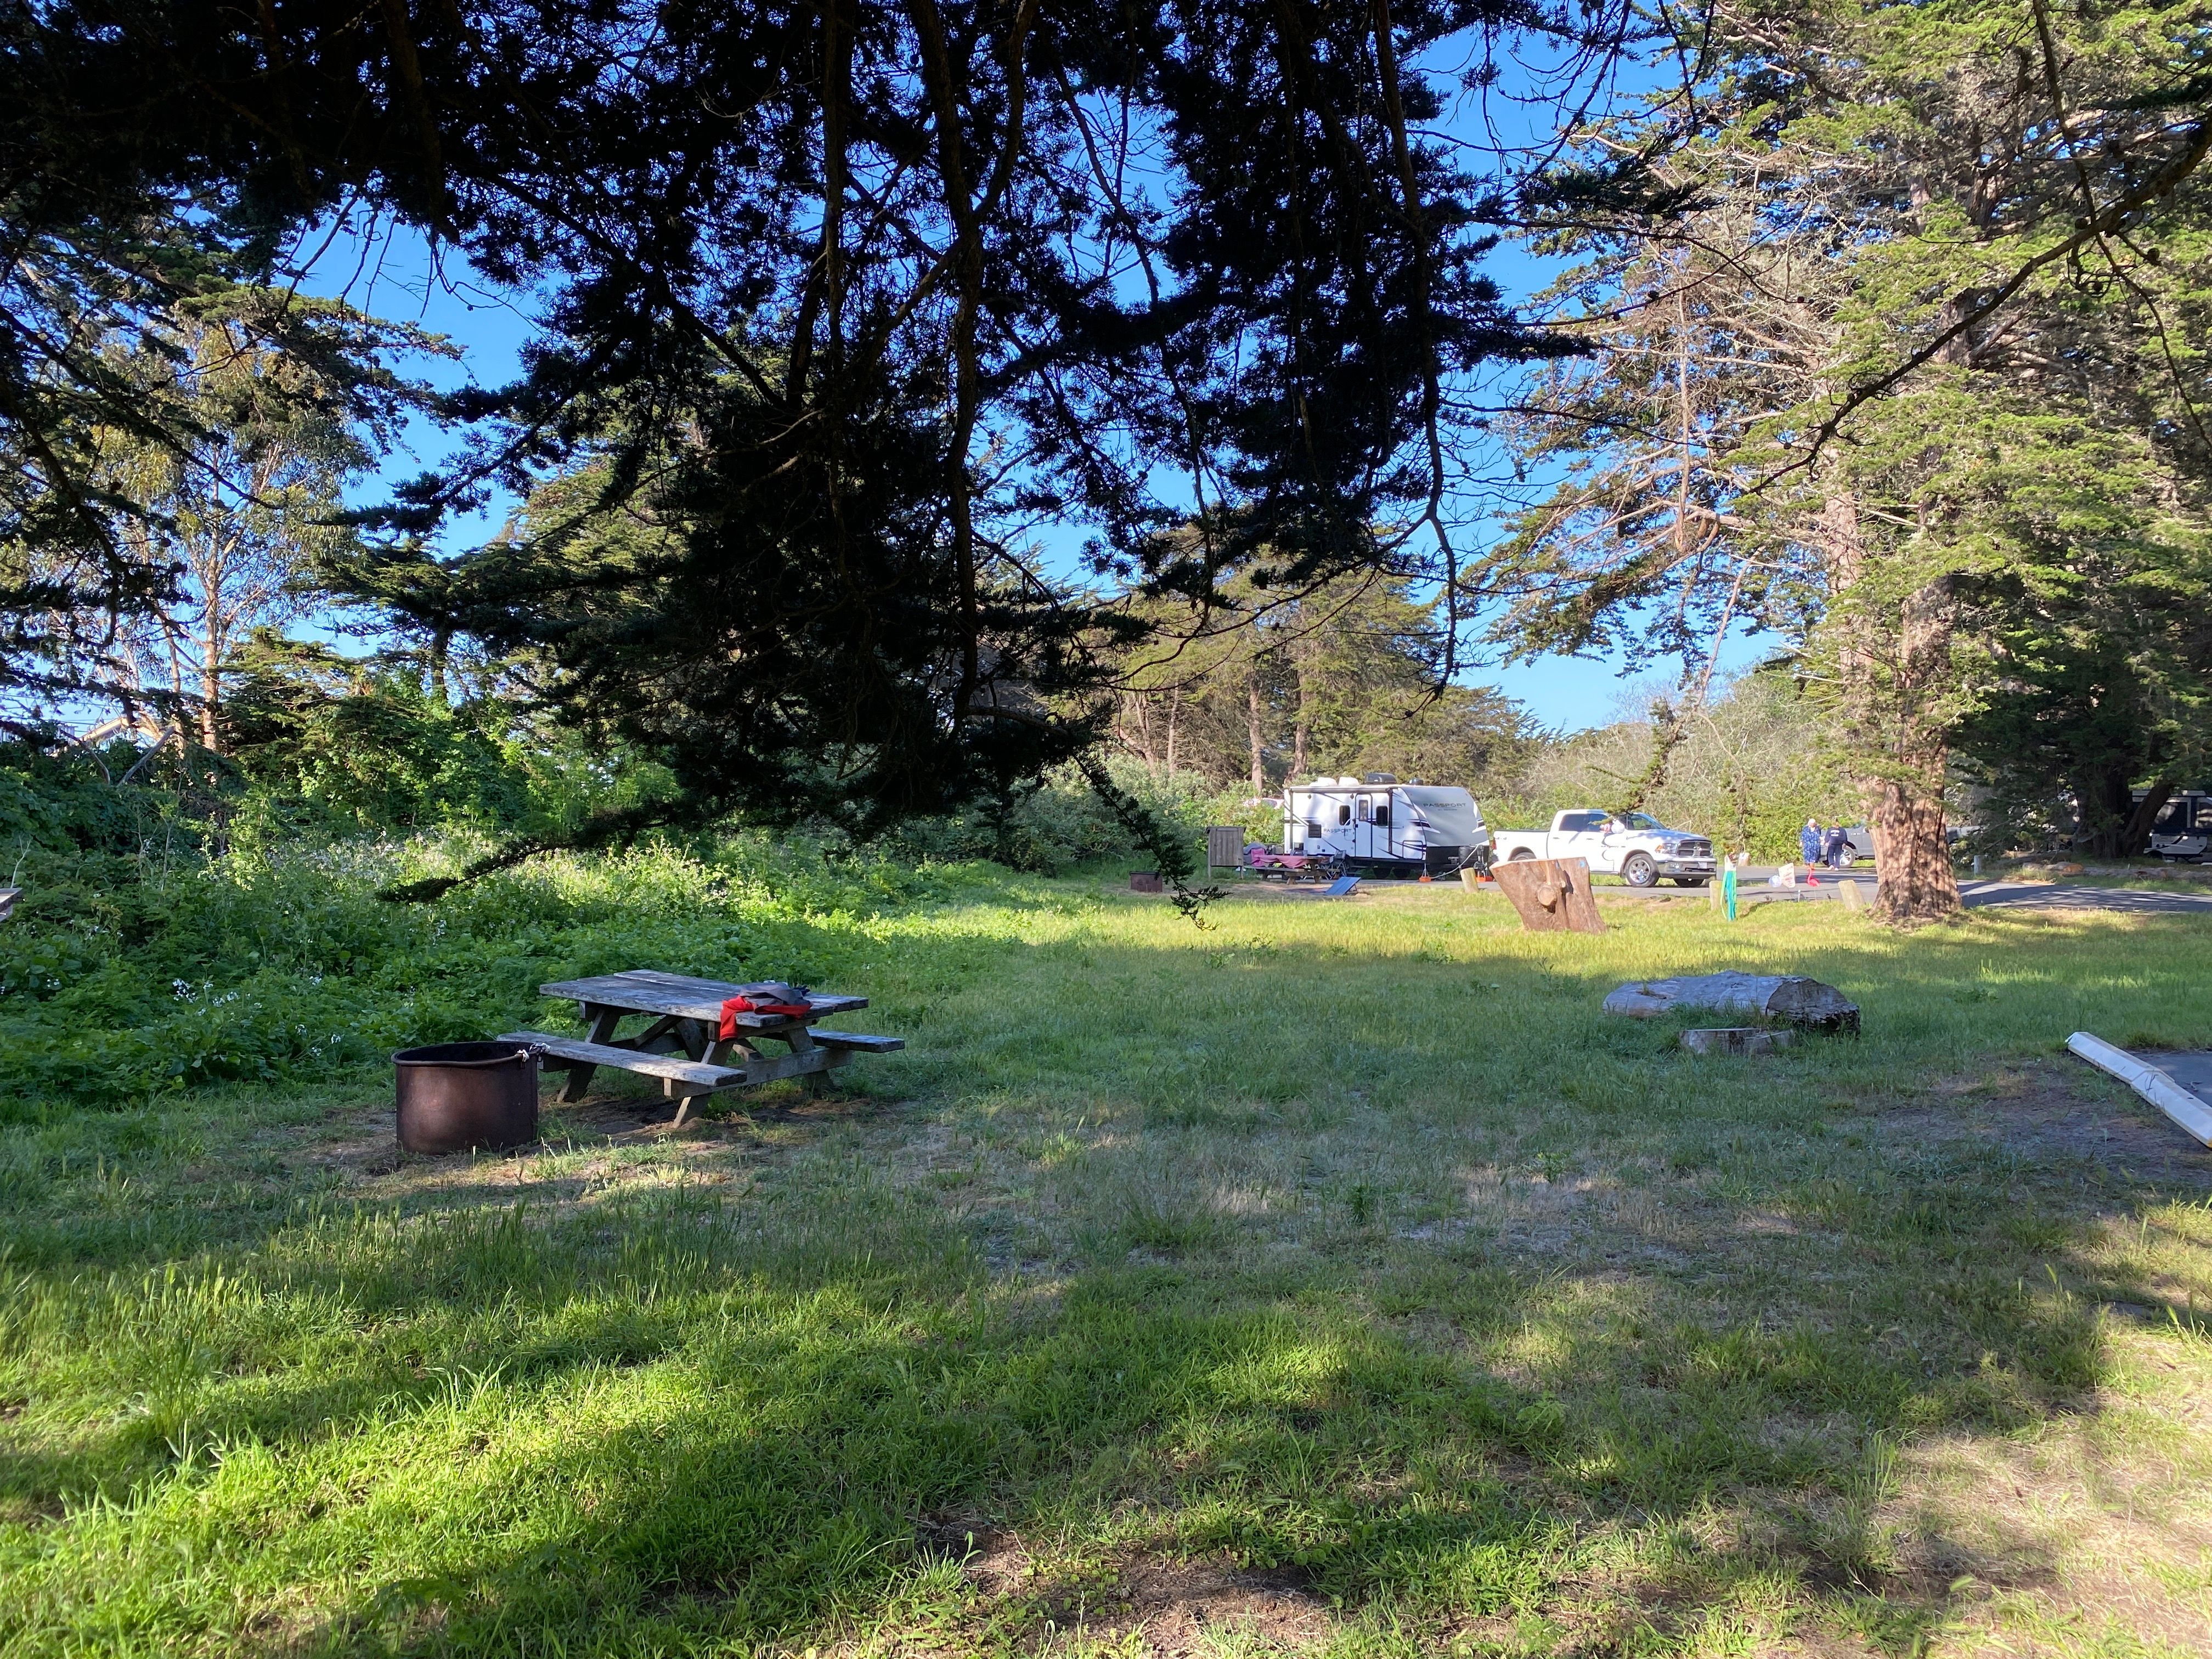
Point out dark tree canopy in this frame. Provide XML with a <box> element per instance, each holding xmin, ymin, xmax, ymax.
<box><xmin>3</xmin><ymin>0</ymin><xmax>1630</xmax><ymax>835</ymax></box>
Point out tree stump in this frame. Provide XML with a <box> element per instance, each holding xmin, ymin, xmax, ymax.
<box><xmin>1491</xmin><ymin>856</ymin><xmax>1605</xmax><ymax>934</ymax></box>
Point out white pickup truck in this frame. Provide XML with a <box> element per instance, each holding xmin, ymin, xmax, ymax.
<box><xmin>1492</xmin><ymin>809</ymin><xmax>1718</xmax><ymax>888</ymax></box>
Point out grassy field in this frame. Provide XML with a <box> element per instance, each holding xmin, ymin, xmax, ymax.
<box><xmin>2</xmin><ymin>867</ymin><xmax>2210</xmax><ymax>1658</ymax></box>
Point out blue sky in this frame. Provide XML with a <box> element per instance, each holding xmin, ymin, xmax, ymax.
<box><xmin>295</xmin><ymin>40</ymin><xmax>1765</xmax><ymax>737</ymax></box>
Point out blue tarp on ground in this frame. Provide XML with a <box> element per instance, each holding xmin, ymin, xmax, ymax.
<box><xmin>1324</xmin><ymin>876</ymin><xmax>1361</xmax><ymax>897</ymax></box>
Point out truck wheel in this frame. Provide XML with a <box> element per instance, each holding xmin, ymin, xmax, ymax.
<box><xmin>1508</xmin><ymin>848</ymin><xmax>1535</xmax><ymax>861</ymax></box>
<box><xmin>1622</xmin><ymin>853</ymin><xmax>1657</xmax><ymax>887</ymax></box>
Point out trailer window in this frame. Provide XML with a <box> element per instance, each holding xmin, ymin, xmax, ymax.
<box><xmin>1357</xmin><ymin>798</ymin><xmax>1372</xmax><ymax>822</ymax></box>
<box><xmin>2157</xmin><ymin>799</ymin><xmax>2190</xmax><ymax>832</ymax></box>
<box><xmin>1336</xmin><ymin>803</ymin><xmax>1352</xmax><ymax>826</ymax></box>
<box><xmin>1374</xmin><ymin>800</ymin><xmax>1390</xmax><ymax>827</ymax></box>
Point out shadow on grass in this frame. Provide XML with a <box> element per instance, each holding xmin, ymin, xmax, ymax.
<box><xmin>1</xmin><ymin>903</ymin><xmax>2207</xmax><ymax>1654</ymax></box>
<box><xmin>0</xmin><ymin>1161</ymin><xmax>2126</xmax><ymax>1656</ymax></box>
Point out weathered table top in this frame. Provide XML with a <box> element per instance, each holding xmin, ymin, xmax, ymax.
<box><xmin>541</xmin><ymin>968</ymin><xmax>867</xmax><ymax>1029</ymax></box>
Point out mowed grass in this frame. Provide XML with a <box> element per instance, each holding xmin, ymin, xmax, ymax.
<box><xmin>2</xmin><ymin>873</ymin><xmax>2211</xmax><ymax>1657</ymax></box>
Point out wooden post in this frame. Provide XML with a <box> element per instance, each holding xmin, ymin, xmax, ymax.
<box><xmin>559</xmin><ymin>1001</ymin><xmax>624</xmax><ymax>1102</ymax></box>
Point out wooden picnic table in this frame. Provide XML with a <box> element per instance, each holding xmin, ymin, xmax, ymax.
<box><xmin>501</xmin><ymin>968</ymin><xmax>903</xmax><ymax>1127</ymax></box>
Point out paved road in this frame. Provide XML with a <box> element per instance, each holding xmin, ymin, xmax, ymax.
<box><xmin>1956</xmin><ymin>879</ymin><xmax>2212</xmax><ymax>914</ymax></box>
<box><xmin>1599</xmin><ymin>870</ymin><xmax>2212</xmax><ymax>914</ymax></box>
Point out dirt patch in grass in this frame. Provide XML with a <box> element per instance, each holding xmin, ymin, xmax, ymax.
<box><xmin>1103</xmin><ymin>1558</ymin><xmax>1331</xmax><ymax>1656</ymax></box>
<box><xmin>936</xmin><ymin>1527</ymin><xmax>1335</xmax><ymax>1657</ymax></box>
<box><xmin>1884</xmin><ymin>1062</ymin><xmax>2212</xmax><ymax>1189</ymax></box>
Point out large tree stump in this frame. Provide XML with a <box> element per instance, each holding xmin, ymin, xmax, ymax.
<box><xmin>1491</xmin><ymin>856</ymin><xmax>1605</xmax><ymax>935</ymax></box>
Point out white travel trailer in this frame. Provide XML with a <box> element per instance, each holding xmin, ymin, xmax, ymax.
<box><xmin>1283</xmin><ymin>776</ymin><xmax>1492</xmax><ymax>877</ymax></box>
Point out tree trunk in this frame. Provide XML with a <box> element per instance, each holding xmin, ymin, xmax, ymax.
<box><xmin>2121</xmin><ymin>777</ymin><xmax>2175</xmax><ymax>856</ymax></box>
<box><xmin>1246</xmin><ymin>668</ymin><xmax>1266</xmax><ymax>795</ymax></box>
<box><xmin>1291</xmin><ymin>656</ymin><xmax>1311</xmax><ymax>781</ymax></box>
<box><xmin>1866</xmin><ymin>579</ymin><xmax>1962</xmax><ymax>923</ymax></box>
<box><xmin>1820</xmin><ymin>479</ymin><xmax>1960</xmax><ymax>923</ymax></box>
<box><xmin>430</xmin><ymin>627</ymin><xmax>454</xmax><ymax>706</ymax></box>
<box><xmin>1164</xmin><ymin>686</ymin><xmax>1182</xmax><ymax>778</ymax></box>
<box><xmin>1121</xmin><ymin>692</ymin><xmax>1158</xmax><ymax>776</ymax></box>
<box><xmin>2073</xmin><ymin>766</ymin><xmax>2134</xmax><ymax>859</ymax></box>
<box><xmin>199</xmin><ymin>619</ymin><xmax>222</xmax><ymax>755</ymax></box>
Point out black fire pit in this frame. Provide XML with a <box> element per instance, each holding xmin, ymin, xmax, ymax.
<box><xmin>393</xmin><ymin>1041</ymin><xmax>540</xmax><ymax>1154</ymax></box>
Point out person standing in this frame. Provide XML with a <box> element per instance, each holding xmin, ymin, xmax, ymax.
<box><xmin>1825</xmin><ymin>824</ymin><xmax>1849</xmax><ymax>870</ymax></box>
<box><xmin>1800</xmin><ymin>819</ymin><xmax>1823</xmax><ymax>871</ymax></box>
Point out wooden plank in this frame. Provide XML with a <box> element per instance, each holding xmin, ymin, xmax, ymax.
<box><xmin>541</xmin><ymin>972</ymin><xmax>867</xmax><ymax>1022</ymax></box>
<box><xmin>501</xmin><ymin>1031</ymin><xmax>743</xmax><ymax>1090</ymax></box>
<box><xmin>737</xmin><ymin>1047</ymin><xmax>850</xmax><ymax>1085</ymax></box>
<box><xmin>810</xmin><ymin>1030</ymin><xmax>905</xmax><ymax>1053</ymax></box>
<box><xmin>572</xmin><ymin>969</ymin><xmax>869</xmax><ymax>1014</ymax></box>
<box><xmin>560</xmin><ymin>1002</ymin><xmax>624</xmax><ymax>1103</ymax></box>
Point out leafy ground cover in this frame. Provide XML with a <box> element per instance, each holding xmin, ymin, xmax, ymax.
<box><xmin>1</xmin><ymin>857</ymin><xmax>2209</xmax><ymax>1657</ymax></box>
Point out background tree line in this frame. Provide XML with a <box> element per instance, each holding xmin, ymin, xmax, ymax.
<box><xmin>4</xmin><ymin>0</ymin><xmax>2208</xmax><ymax>917</ymax></box>
<box><xmin>1102</xmin><ymin>577</ymin><xmax>1541</xmax><ymax>798</ymax></box>
<box><xmin>1487</xmin><ymin>0</ymin><xmax>2212</xmax><ymax>916</ymax></box>
<box><xmin>4</xmin><ymin>0</ymin><xmax>1642</xmax><ymax>893</ymax></box>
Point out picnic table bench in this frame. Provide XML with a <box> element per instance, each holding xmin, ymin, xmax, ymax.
<box><xmin>501</xmin><ymin>969</ymin><xmax>904</xmax><ymax>1127</ymax></box>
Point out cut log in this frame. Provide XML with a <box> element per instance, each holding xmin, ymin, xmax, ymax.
<box><xmin>1491</xmin><ymin>856</ymin><xmax>1604</xmax><ymax>935</ymax></box>
<box><xmin>1602</xmin><ymin>972</ymin><xmax>1860</xmax><ymax>1032</ymax></box>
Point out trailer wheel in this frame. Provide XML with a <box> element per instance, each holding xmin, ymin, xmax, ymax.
<box><xmin>1622</xmin><ymin>852</ymin><xmax>1658</xmax><ymax>887</ymax></box>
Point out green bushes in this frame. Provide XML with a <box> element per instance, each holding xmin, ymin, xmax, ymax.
<box><xmin>0</xmin><ymin>833</ymin><xmax>994</xmax><ymax>1114</ymax></box>
<box><xmin>876</xmin><ymin>757</ymin><xmax>1263</xmax><ymax>876</ymax></box>
<box><xmin>0</xmin><ymin>727</ymin><xmax>1258</xmax><ymax>1118</ymax></box>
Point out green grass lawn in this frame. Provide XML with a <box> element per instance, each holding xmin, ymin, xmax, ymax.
<box><xmin>3</xmin><ymin>870</ymin><xmax>2210</xmax><ymax>1657</ymax></box>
